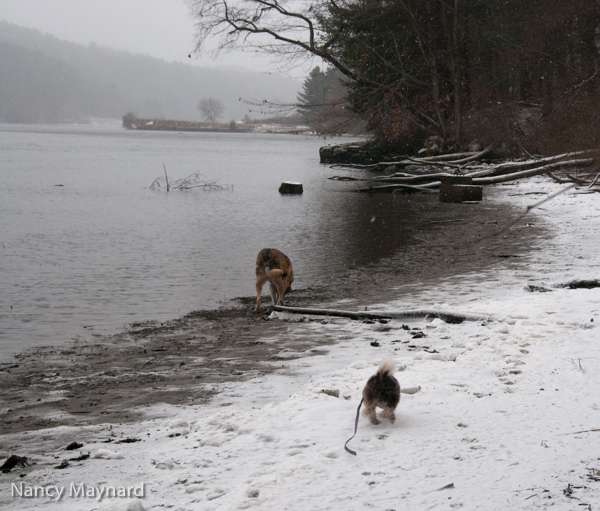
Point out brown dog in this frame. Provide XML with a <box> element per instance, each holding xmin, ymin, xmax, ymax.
<box><xmin>362</xmin><ymin>360</ymin><xmax>401</xmax><ymax>425</ymax></box>
<box><xmin>255</xmin><ymin>248</ymin><xmax>294</xmax><ymax>311</ymax></box>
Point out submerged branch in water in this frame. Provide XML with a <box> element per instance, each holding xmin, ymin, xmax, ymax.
<box><xmin>150</xmin><ymin>172</ymin><xmax>233</xmax><ymax>191</ymax></box>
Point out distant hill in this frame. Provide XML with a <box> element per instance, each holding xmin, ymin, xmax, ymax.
<box><xmin>0</xmin><ymin>21</ymin><xmax>301</xmax><ymax>124</ymax></box>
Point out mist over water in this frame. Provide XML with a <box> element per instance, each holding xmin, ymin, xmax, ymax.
<box><xmin>1</xmin><ymin>124</ymin><xmax>417</xmax><ymax>359</ymax></box>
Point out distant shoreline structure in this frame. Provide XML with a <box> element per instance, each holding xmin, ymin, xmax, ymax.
<box><xmin>122</xmin><ymin>114</ymin><xmax>311</xmax><ymax>135</ymax></box>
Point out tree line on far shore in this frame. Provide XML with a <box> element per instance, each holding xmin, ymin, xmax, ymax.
<box><xmin>0</xmin><ymin>21</ymin><xmax>299</xmax><ymax>124</ymax></box>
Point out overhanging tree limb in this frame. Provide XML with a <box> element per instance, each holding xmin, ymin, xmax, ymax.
<box><xmin>189</xmin><ymin>0</ymin><xmax>381</xmax><ymax>87</ymax></box>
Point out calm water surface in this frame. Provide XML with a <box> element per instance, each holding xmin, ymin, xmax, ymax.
<box><xmin>1</xmin><ymin>123</ymin><xmax>416</xmax><ymax>359</ymax></box>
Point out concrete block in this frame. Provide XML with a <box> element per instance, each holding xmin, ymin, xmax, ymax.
<box><xmin>279</xmin><ymin>181</ymin><xmax>303</xmax><ymax>194</ymax></box>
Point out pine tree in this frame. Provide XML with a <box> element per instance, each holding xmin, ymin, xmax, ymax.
<box><xmin>297</xmin><ymin>66</ymin><xmax>352</xmax><ymax>133</ymax></box>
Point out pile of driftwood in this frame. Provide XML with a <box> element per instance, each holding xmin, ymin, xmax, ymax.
<box><xmin>150</xmin><ymin>166</ymin><xmax>233</xmax><ymax>192</ymax></box>
<box><xmin>329</xmin><ymin>147</ymin><xmax>600</xmax><ymax>194</ymax></box>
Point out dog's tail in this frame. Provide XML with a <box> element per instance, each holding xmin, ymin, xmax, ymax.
<box><xmin>265</xmin><ymin>268</ymin><xmax>292</xmax><ymax>292</ymax></box>
<box><xmin>265</xmin><ymin>268</ymin><xmax>286</xmax><ymax>279</ymax></box>
<box><xmin>378</xmin><ymin>360</ymin><xmax>396</xmax><ymax>379</ymax></box>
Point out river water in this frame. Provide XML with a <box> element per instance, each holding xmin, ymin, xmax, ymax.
<box><xmin>1</xmin><ymin>123</ymin><xmax>427</xmax><ymax>359</ymax></box>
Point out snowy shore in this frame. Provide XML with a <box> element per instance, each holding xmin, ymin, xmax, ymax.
<box><xmin>1</xmin><ymin>177</ymin><xmax>600</xmax><ymax>510</ymax></box>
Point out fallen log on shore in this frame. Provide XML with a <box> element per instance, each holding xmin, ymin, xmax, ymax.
<box><xmin>369</xmin><ymin>151</ymin><xmax>596</xmax><ymax>182</ymax></box>
<box><xmin>330</xmin><ymin>150</ymin><xmax>485</xmax><ymax>171</ymax></box>
<box><xmin>473</xmin><ymin>158</ymin><xmax>595</xmax><ymax>185</ymax></box>
<box><xmin>273</xmin><ymin>305</ymin><xmax>491</xmax><ymax>323</ymax></box>
<box><xmin>352</xmin><ymin>156</ymin><xmax>597</xmax><ymax>193</ymax></box>
<box><xmin>357</xmin><ymin>183</ymin><xmax>440</xmax><ymax>193</ymax></box>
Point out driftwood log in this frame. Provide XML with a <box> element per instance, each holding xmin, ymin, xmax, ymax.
<box><xmin>343</xmin><ymin>150</ymin><xmax>599</xmax><ymax>193</ymax></box>
<box><xmin>273</xmin><ymin>305</ymin><xmax>490</xmax><ymax>323</ymax></box>
<box><xmin>331</xmin><ymin>147</ymin><xmax>491</xmax><ymax>172</ymax></box>
<box><xmin>369</xmin><ymin>151</ymin><xmax>596</xmax><ymax>183</ymax></box>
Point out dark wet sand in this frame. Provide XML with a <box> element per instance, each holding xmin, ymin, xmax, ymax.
<box><xmin>0</xmin><ymin>188</ymin><xmax>548</xmax><ymax>435</ymax></box>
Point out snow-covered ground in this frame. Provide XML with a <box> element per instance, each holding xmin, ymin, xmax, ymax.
<box><xmin>2</xmin><ymin>177</ymin><xmax>600</xmax><ymax>510</ymax></box>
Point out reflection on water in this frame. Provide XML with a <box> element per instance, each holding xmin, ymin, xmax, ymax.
<box><xmin>0</xmin><ymin>124</ymin><xmax>423</xmax><ymax>358</ymax></box>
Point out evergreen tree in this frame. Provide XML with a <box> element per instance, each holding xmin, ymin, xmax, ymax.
<box><xmin>297</xmin><ymin>66</ymin><xmax>357</xmax><ymax>134</ymax></box>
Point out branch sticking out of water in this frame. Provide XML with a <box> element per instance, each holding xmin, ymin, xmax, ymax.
<box><xmin>150</xmin><ymin>172</ymin><xmax>233</xmax><ymax>192</ymax></box>
<box><xmin>163</xmin><ymin>163</ymin><xmax>170</xmax><ymax>191</ymax></box>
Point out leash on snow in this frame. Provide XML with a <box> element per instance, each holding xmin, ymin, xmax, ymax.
<box><xmin>344</xmin><ymin>398</ymin><xmax>364</xmax><ymax>455</ymax></box>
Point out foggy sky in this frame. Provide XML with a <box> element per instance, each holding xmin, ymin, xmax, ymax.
<box><xmin>0</xmin><ymin>0</ymin><xmax>311</xmax><ymax>76</ymax></box>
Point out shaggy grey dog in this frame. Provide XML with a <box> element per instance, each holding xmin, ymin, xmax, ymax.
<box><xmin>362</xmin><ymin>360</ymin><xmax>401</xmax><ymax>424</ymax></box>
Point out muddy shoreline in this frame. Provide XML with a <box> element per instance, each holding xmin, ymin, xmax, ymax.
<box><xmin>0</xmin><ymin>187</ymin><xmax>548</xmax><ymax>435</ymax></box>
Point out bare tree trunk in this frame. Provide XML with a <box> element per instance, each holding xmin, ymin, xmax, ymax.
<box><xmin>405</xmin><ymin>0</ymin><xmax>446</xmax><ymax>135</ymax></box>
<box><xmin>541</xmin><ymin>69</ymin><xmax>554</xmax><ymax>118</ymax></box>
<box><xmin>452</xmin><ymin>0</ymin><xmax>462</xmax><ymax>144</ymax></box>
<box><xmin>432</xmin><ymin>54</ymin><xmax>449</xmax><ymax>137</ymax></box>
<box><xmin>428</xmin><ymin>2</ymin><xmax>445</xmax><ymax>136</ymax></box>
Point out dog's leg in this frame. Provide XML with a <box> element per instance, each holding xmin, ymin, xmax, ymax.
<box><xmin>362</xmin><ymin>403</ymin><xmax>380</xmax><ymax>425</ymax></box>
<box><xmin>276</xmin><ymin>281</ymin><xmax>287</xmax><ymax>306</ymax></box>
<box><xmin>380</xmin><ymin>407</ymin><xmax>396</xmax><ymax>424</ymax></box>
<box><xmin>268</xmin><ymin>282</ymin><xmax>278</xmax><ymax>305</ymax></box>
<box><xmin>255</xmin><ymin>275</ymin><xmax>266</xmax><ymax>311</ymax></box>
